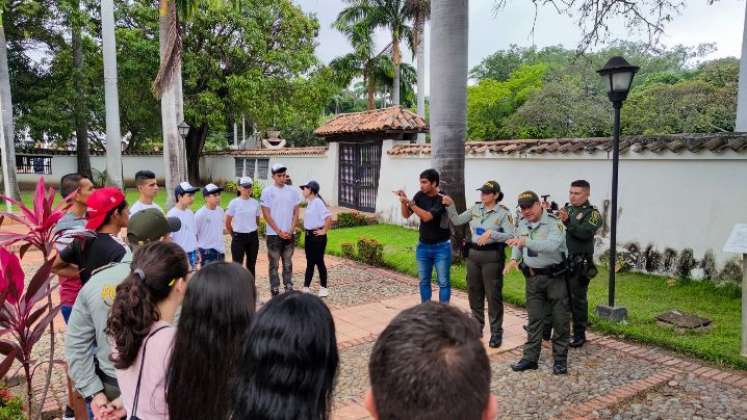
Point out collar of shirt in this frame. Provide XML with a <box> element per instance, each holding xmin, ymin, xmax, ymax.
<box><xmin>478</xmin><ymin>204</ymin><xmax>497</xmax><ymax>214</ymax></box>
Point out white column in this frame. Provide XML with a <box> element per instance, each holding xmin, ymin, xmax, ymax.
<box><xmin>737</xmin><ymin>3</ymin><xmax>747</xmax><ymax>131</ymax></box>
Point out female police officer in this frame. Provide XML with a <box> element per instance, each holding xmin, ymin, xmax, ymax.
<box><xmin>443</xmin><ymin>181</ymin><xmax>514</xmax><ymax>348</ymax></box>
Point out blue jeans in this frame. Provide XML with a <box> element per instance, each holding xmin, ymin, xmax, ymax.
<box><xmin>199</xmin><ymin>248</ymin><xmax>225</xmax><ymax>266</ymax></box>
<box><xmin>61</xmin><ymin>304</ymin><xmax>73</xmax><ymax>324</ymax></box>
<box><xmin>416</xmin><ymin>240</ymin><xmax>452</xmax><ymax>303</ymax></box>
<box><xmin>186</xmin><ymin>250</ymin><xmax>199</xmax><ymax>270</ymax></box>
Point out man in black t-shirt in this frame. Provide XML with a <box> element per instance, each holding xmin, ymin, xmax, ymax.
<box><xmin>53</xmin><ymin>187</ymin><xmax>130</xmax><ymax>285</ymax></box>
<box><xmin>396</xmin><ymin>169</ymin><xmax>452</xmax><ymax>303</ymax></box>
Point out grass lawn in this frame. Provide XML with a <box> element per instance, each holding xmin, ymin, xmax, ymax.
<box><xmin>325</xmin><ymin>224</ymin><xmax>746</xmax><ymax>370</ymax></box>
<box><xmin>18</xmin><ymin>189</ymin><xmax>236</xmax><ymax>210</ymax></box>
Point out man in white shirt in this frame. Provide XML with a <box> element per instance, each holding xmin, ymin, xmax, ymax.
<box><xmin>167</xmin><ymin>181</ymin><xmax>201</xmax><ymax>269</ymax></box>
<box><xmin>260</xmin><ymin>163</ymin><xmax>300</xmax><ymax>296</ymax></box>
<box><xmin>129</xmin><ymin>170</ymin><xmax>162</xmax><ymax>215</ymax></box>
<box><xmin>195</xmin><ymin>183</ymin><xmax>226</xmax><ymax>264</ymax></box>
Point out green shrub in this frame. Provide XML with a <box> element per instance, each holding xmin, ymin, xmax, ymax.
<box><xmin>258</xmin><ymin>220</ymin><xmax>267</xmax><ymax>237</ymax></box>
<box><xmin>224</xmin><ymin>181</ymin><xmax>238</xmax><ymax>193</ymax></box>
<box><xmin>0</xmin><ymin>391</ymin><xmax>25</xmax><ymax>420</ymax></box>
<box><xmin>336</xmin><ymin>212</ymin><xmax>370</xmax><ymax>228</ymax></box>
<box><xmin>357</xmin><ymin>238</ymin><xmax>384</xmax><ymax>266</ymax></box>
<box><xmin>252</xmin><ymin>183</ymin><xmax>263</xmax><ymax>199</ymax></box>
<box><xmin>341</xmin><ymin>242</ymin><xmax>356</xmax><ymax>259</ymax></box>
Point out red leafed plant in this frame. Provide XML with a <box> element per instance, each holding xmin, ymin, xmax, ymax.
<box><xmin>0</xmin><ymin>177</ymin><xmax>87</xmax><ymax>418</ymax></box>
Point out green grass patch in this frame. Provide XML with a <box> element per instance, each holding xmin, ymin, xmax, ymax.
<box><xmin>326</xmin><ymin>224</ymin><xmax>746</xmax><ymax>369</ymax></box>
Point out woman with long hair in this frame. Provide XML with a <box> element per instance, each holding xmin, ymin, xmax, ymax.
<box><xmin>166</xmin><ymin>262</ymin><xmax>256</xmax><ymax>420</ymax></box>
<box><xmin>107</xmin><ymin>241</ymin><xmax>190</xmax><ymax>420</ymax></box>
<box><xmin>233</xmin><ymin>292</ymin><xmax>338</xmax><ymax>420</ymax></box>
<box><xmin>300</xmin><ymin>180</ymin><xmax>332</xmax><ymax>297</ymax></box>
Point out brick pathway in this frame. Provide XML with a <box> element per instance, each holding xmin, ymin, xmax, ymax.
<box><xmin>12</xmin><ymin>241</ymin><xmax>747</xmax><ymax>419</ymax></box>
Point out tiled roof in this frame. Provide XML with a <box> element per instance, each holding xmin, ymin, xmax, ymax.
<box><xmin>388</xmin><ymin>133</ymin><xmax>747</xmax><ymax>156</ymax></box>
<box><xmin>207</xmin><ymin>146</ymin><xmax>328</xmax><ymax>157</ymax></box>
<box><xmin>314</xmin><ymin>106</ymin><xmax>428</xmax><ymax>137</ymax></box>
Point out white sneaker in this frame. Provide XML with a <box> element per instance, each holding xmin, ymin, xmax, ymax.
<box><xmin>303</xmin><ymin>287</ymin><xmax>311</xmax><ymax>293</ymax></box>
<box><xmin>318</xmin><ymin>287</ymin><xmax>329</xmax><ymax>297</ymax></box>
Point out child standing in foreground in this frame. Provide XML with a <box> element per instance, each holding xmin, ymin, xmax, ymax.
<box><xmin>167</xmin><ymin>182</ymin><xmax>201</xmax><ymax>269</ymax></box>
<box><xmin>195</xmin><ymin>183</ymin><xmax>226</xmax><ymax>264</ymax></box>
<box><xmin>300</xmin><ymin>180</ymin><xmax>332</xmax><ymax>297</ymax></box>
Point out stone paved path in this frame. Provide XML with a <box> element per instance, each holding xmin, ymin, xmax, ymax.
<box><xmin>14</xmin><ymin>240</ymin><xmax>747</xmax><ymax>419</ymax></box>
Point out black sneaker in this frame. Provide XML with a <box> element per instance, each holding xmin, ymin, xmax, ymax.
<box><xmin>284</xmin><ymin>285</ymin><xmax>294</xmax><ymax>293</ymax></box>
<box><xmin>271</xmin><ymin>288</ymin><xmax>280</xmax><ymax>296</ymax></box>
<box><xmin>62</xmin><ymin>406</ymin><xmax>75</xmax><ymax>420</ymax></box>
<box><xmin>569</xmin><ymin>335</ymin><xmax>586</xmax><ymax>348</ymax></box>
<box><xmin>553</xmin><ymin>360</ymin><xmax>568</xmax><ymax>375</ymax></box>
<box><xmin>489</xmin><ymin>334</ymin><xmax>502</xmax><ymax>348</ymax></box>
<box><xmin>510</xmin><ymin>359</ymin><xmax>538</xmax><ymax>372</ymax></box>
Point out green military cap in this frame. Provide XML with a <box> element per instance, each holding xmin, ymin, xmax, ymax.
<box><xmin>477</xmin><ymin>180</ymin><xmax>501</xmax><ymax>194</ymax></box>
<box><xmin>127</xmin><ymin>208</ymin><xmax>181</xmax><ymax>246</ymax></box>
<box><xmin>517</xmin><ymin>191</ymin><xmax>540</xmax><ymax>208</ymax></box>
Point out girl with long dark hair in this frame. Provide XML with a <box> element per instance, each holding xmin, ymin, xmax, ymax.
<box><xmin>107</xmin><ymin>241</ymin><xmax>190</xmax><ymax>420</ymax></box>
<box><xmin>233</xmin><ymin>292</ymin><xmax>339</xmax><ymax>420</ymax></box>
<box><xmin>166</xmin><ymin>262</ymin><xmax>256</xmax><ymax>420</ymax></box>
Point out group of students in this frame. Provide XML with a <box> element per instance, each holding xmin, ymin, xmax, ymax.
<box><xmin>49</xmin><ymin>163</ymin><xmax>336</xmax><ymax>419</ymax></box>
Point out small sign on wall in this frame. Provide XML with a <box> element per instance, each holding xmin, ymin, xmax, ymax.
<box><xmin>723</xmin><ymin>224</ymin><xmax>747</xmax><ymax>254</ymax></box>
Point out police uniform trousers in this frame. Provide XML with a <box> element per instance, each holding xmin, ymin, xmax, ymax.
<box><xmin>465</xmin><ymin>248</ymin><xmax>504</xmax><ymax>337</ymax></box>
<box><xmin>524</xmin><ymin>271</ymin><xmax>570</xmax><ymax>363</ymax></box>
<box><xmin>542</xmin><ymin>268</ymin><xmax>590</xmax><ymax>338</ymax></box>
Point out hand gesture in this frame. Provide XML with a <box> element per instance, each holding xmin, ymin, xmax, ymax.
<box><xmin>313</xmin><ymin>228</ymin><xmax>326</xmax><ymax>236</ymax></box>
<box><xmin>559</xmin><ymin>207</ymin><xmax>569</xmax><ymax>222</ymax></box>
<box><xmin>442</xmin><ymin>195</ymin><xmax>454</xmax><ymax>207</ymax></box>
<box><xmin>506</xmin><ymin>236</ymin><xmax>527</xmax><ymax>248</ymax></box>
<box><xmin>279</xmin><ymin>230</ymin><xmax>291</xmax><ymax>240</ymax></box>
<box><xmin>503</xmin><ymin>259</ymin><xmax>519</xmax><ymax>276</ymax></box>
<box><xmin>476</xmin><ymin>230</ymin><xmax>492</xmax><ymax>246</ymax></box>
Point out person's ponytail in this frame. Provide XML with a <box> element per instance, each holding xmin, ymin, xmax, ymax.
<box><xmin>107</xmin><ymin>241</ymin><xmax>188</xmax><ymax>369</ymax></box>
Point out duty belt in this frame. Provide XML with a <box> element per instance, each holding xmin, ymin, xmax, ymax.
<box><xmin>467</xmin><ymin>242</ymin><xmax>504</xmax><ymax>251</ymax></box>
<box><xmin>519</xmin><ymin>262</ymin><xmax>566</xmax><ymax>277</ymax></box>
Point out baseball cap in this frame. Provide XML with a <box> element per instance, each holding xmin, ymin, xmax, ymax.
<box><xmin>175</xmin><ymin>181</ymin><xmax>200</xmax><ymax>197</ymax></box>
<box><xmin>202</xmin><ymin>183</ymin><xmax>224</xmax><ymax>196</ymax></box>
<box><xmin>477</xmin><ymin>180</ymin><xmax>501</xmax><ymax>194</ymax></box>
<box><xmin>127</xmin><ymin>208</ymin><xmax>181</xmax><ymax>245</ymax></box>
<box><xmin>517</xmin><ymin>191</ymin><xmax>540</xmax><ymax>208</ymax></box>
<box><xmin>271</xmin><ymin>163</ymin><xmax>287</xmax><ymax>174</ymax></box>
<box><xmin>85</xmin><ymin>187</ymin><xmax>126</xmax><ymax>230</ymax></box>
<box><xmin>300</xmin><ymin>180</ymin><xmax>320</xmax><ymax>194</ymax></box>
<box><xmin>238</xmin><ymin>177</ymin><xmax>254</xmax><ymax>188</ymax></box>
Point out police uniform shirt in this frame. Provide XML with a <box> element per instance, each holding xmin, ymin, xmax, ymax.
<box><xmin>446</xmin><ymin>203</ymin><xmax>515</xmax><ymax>244</ymax></box>
<box><xmin>511</xmin><ymin>210</ymin><xmax>566</xmax><ymax>268</ymax></box>
<box><xmin>227</xmin><ymin>197</ymin><xmax>261</xmax><ymax>233</ymax></box>
<box><xmin>303</xmin><ymin>197</ymin><xmax>331</xmax><ymax>230</ymax></box>
<box><xmin>564</xmin><ymin>201</ymin><xmax>602</xmax><ymax>256</ymax></box>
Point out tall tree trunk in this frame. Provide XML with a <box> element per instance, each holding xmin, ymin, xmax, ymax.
<box><xmin>159</xmin><ymin>0</ymin><xmax>183</xmax><ymax>209</ymax></box>
<box><xmin>0</xmin><ymin>23</ymin><xmax>19</xmax><ymax>201</ymax></box>
<box><xmin>737</xmin><ymin>2</ymin><xmax>747</xmax><ymax>131</ymax></box>
<box><xmin>174</xmin><ymin>62</ymin><xmax>188</xmax><ymax>188</ymax></box>
<box><xmin>186</xmin><ymin>124</ymin><xmax>208</xmax><ymax>185</ymax></box>
<box><xmin>430</xmin><ymin>0</ymin><xmax>467</xmax><ymax>211</ymax></box>
<box><xmin>366</xmin><ymin>69</ymin><xmax>376</xmax><ymax>110</ymax></box>
<box><xmin>71</xmin><ymin>0</ymin><xmax>92</xmax><ymax>178</ymax></box>
<box><xmin>415</xmin><ymin>12</ymin><xmax>426</xmax><ymax>143</ymax></box>
<box><xmin>392</xmin><ymin>36</ymin><xmax>401</xmax><ymax>106</ymax></box>
<box><xmin>101</xmin><ymin>0</ymin><xmax>123</xmax><ymax>188</ymax></box>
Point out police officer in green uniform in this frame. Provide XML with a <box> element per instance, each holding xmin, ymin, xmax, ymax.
<box><xmin>506</xmin><ymin>191</ymin><xmax>570</xmax><ymax>375</ymax></box>
<box><xmin>443</xmin><ymin>181</ymin><xmax>514</xmax><ymax>348</ymax></box>
<box><xmin>559</xmin><ymin>180</ymin><xmax>602</xmax><ymax>348</ymax></box>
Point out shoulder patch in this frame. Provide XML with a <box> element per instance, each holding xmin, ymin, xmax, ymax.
<box><xmin>499</xmin><ymin>204</ymin><xmax>509</xmax><ymax>211</ymax></box>
<box><xmin>589</xmin><ymin>209</ymin><xmax>602</xmax><ymax>225</ymax></box>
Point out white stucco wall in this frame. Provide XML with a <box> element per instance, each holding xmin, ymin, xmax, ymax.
<box><xmin>17</xmin><ymin>155</ymin><xmax>166</xmax><ymax>186</ymax></box>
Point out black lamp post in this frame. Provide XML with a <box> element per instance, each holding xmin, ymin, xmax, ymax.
<box><xmin>178</xmin><ymin>121</ymin><xmax>191</xmax><ymax>140</ymax></box>
<box><xmin>595</xmin><ymin>56</ymin><xmax>639</xmax><ymax>322</ymax></box>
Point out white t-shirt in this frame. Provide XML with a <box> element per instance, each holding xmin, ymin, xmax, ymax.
<box><xmin>130</xmin><ymin>201</ymin><xmax>162</xmax><ymax>216</ymax></box>
<box><xmin>303</xmin><ymin>198</ymin><xmax>331</xmax><ymax>230</ymax></box>
<box><xmin>260</xmin><ymin>185</ymin><xmax>301</xmax><ymax>236</ymax></box>
<box><xmin>194</xmin><ymin>206</ymin><xmax>226</xmax><ymax>252</ymax></box>
<box><xmin>166</xmin><ymin>207</ymin><xmax>198</xmax><ymax>253</ymax></box>
<box><xmin>226</xmin><ymin>197</ymin><xmax>260</xmax><ymax>233</ymax></box>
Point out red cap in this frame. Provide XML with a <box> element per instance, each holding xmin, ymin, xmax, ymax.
<box><xmin>86</xmin><ymin>187</ymin><xmax>126</xmax><ymax>230</ymax></box>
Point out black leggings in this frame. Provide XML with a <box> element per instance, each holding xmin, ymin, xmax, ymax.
<box><xmin>304</xmin><ymin>233</ymin><xmax>328</xmax><ymax>288</ymax></box>
<box><xmin>231</xmin><ymin>231</ymin><xmax>259</xmax><ymax>278</ymax></box>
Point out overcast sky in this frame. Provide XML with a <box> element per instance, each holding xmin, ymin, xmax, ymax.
<box><xmin>296</xmin><ymin>0</ymin><xmax>746</xmax><ymax>91</ymax></box>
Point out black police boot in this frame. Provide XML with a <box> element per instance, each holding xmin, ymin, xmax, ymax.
<box><xmin>271</xmin><ymin>288</ymin><xmax>280</xmax><ymax>297</ymax></box>
<box><xmin>510</xmin><ymin>359</ymin><xmax>538</xmax><ymax>372</ymax></box>
<box><xmin>552</xmin><ymin>360</ymin><xmax>568</xmax><ymax>375</ymax></box>
<box><xmin>569</xmin><ymin>335</ymin><xmax>586</xmax><ymax>348</ymax></box>
<box><xmin>489</xmin><ymin>334</ymin><xmax>502</xmax><ymax>348</ymax></box>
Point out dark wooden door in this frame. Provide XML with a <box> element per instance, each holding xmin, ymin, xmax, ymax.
<box><xmin>339</xmin><ymin>142</ymin><xmax>382</xmax><ymax>212</ymax></box>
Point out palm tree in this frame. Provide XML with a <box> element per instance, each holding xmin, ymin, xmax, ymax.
<box><xmin>337</xmin><ymin>0</ymin><xmax>412</xmax><ymax>106</ymax></box>
<box><xmin>68</xmin><ymin>0</ymin><xmax>92</xmax><ymax>179</ymax></box>
<box><xmin>430</xmin><ymin>0</ymin><xmax>467</xmax><ymax>211</ymax></box>
<box><xmin>0</xmin><ymin>3</ymin><xmax>20</xmax><ymax>202</ymax></box>
<box><xmin>102</xmin><ymin>0</ymin><xmax>123</xmax><ymax>188</ymax></box>
<box><xmin>737</xmin><ymin>2</ymin><xmax>747</xmax><ymax>131</ymax></box>
<box><xmin>404</xmin><ymin>0</ymin><xmax>430</xmax><ymax>142</ymax></box>
<box><xmin>332</xmin><ymin>15</ymin><xmax>379</xmax><ymax>110</ymax></box>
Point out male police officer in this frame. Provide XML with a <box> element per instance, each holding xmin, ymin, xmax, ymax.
<box><xmin>505</xmin><ymin>191</ymin><xmax>570</xmax><ymax>375</ymax></box>
<box><xmin>558</xmin><ymin>180</ymin><xmax>602</xmax><ymax>348</ymax></box>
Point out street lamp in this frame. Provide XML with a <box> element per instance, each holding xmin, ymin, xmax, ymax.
<box><xmin>595</xmin><ymin>56</ymin><xmax>639</xmax><ymax>322</ymax></box>
<box><xmin>178</xmin><ymin>121</ymin><xmax>191</xmax><ymax>140</ymax></box>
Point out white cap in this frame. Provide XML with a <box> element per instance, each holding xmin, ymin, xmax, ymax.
<box><xmin>238</xmin><ymin>177</ymin><xmax>254</xmax><ymax>187</ymax></box>
<box><xmin>202</xmin><ymin>183</ymin><xmax>224</xmax><ymax>196</ymax></box>
<box><xmin>271</xmin><ymin>163</ymin><xmax>287</xmax><ymax>174</ymax></box>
